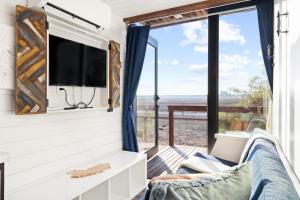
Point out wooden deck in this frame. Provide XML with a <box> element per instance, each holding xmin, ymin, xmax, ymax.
<box><xmin>147</xmin><ymin>145</ymin><xmax>207</xmax><ymax>179</ymax></box>
<box><xmin>132</xmin><ymin>145</ymin><xmax>207</xmax><ymax>200</ymax></box>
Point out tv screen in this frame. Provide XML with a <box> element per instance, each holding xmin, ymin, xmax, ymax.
<box><xmin>49</xmin><ymin>35</ymin><xmax>107</xmax><ymax>87</ymax></box>
<box><xmin>83</xmin><ymin>45</ymin><xmax>107</xmax><ymax>87</ymax></box>
<box><xmin>49</xmin><ymin>35</ymin><xmax>83</xmax><ymax>86</ymax></box>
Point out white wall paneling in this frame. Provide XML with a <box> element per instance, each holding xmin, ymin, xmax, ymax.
<box><xmin>274</xmin><ymin>0</ymin><xmax>300</xmax><ymax>181</ymax></box>
<box><xmin>0</xmin><ymin>0</ymin><xmax>126</xmax><ymax>195</ymax></box>
<box><xmin>287</xmin><ymin>0</ymin><xmax>300</xmax><ymax>179</ymax></box>
<box><xmin>0</xmin><ymin>0</ymin><xmax>27</xmax><ymax>16</ymax></box>
<box><xmin>0</xmin><ymin>24</ymin><xmax>14</xmax><ymax>90</ymax></box>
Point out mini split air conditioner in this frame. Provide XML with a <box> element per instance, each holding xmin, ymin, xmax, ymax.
<box><xmin>28</xmin><ymin>0</ymin><xmax>111</xmax><ymax>31</ymax></box>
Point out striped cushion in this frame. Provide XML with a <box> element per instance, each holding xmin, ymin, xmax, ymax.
<box><xmin>246</xmin><ymin>139</ymin><xmax>299</xmax><ymax>200</ymax></box>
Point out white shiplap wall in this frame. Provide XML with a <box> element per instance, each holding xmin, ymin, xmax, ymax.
<box><xmin>274</xmin><ymin>0</ymin><xmax>300</xmax><ymax>182</ymax></box>
<box><xmin>0</xmin><ymin>0</ymin><xmax>126</xmax><ymax>194</ymax></box>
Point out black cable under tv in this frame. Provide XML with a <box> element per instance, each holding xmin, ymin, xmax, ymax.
<box><xmin>64</xmin><ymin>106</ymin><xmax>78</xmax><ymax>110</ymax></box>
<box><xmin>59</xmin><ymin>87</ymin><xmax>96</xmax><ymax>110</ymax></box>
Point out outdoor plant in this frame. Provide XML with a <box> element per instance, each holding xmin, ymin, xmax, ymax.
<box><xmin>219</xmin><ymin>76</ymin><xmax>270</xmax><ymax>132</ymax></box>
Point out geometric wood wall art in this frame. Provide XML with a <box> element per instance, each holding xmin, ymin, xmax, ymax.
<box><xmin>15</xmin><ymin>5</ymin><xmax>47</xmax><ymax>115</ymax></box>
<box><xmin>108</xmin><ymin>40</ymin><xmax>121</xmax><ymax>111</ymax></box>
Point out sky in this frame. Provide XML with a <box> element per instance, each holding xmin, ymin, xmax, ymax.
<box><xmin>137</xmin><ymin>10</ymin><xmax>267</xmax><ymax>96</ymax></box>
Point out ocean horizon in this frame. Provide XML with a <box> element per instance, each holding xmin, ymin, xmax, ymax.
<box><xmin>137</xmin><ymin>94</ymin><xmax>241</xmax><ymax>105</ymax></box>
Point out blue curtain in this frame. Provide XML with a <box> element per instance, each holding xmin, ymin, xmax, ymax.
<box><xmin>255</xmin><ymin>0</ymin><xmax>274</xmax><ymax>92</ymax></box>
<box><xmin>122</xmin><ymin>25</ymin><xmax>150</xmax><ymax>152</ymax></box>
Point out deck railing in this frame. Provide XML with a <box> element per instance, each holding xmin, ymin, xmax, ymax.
<box><xmin>136</xmin><ymin>105</ymin><xmax>263</xmax><ymax>147</ymax></box>
<box><xmin>167</xmin><ymin>105</ymin><xmax>263</xmax><ymax>146</ymax></box>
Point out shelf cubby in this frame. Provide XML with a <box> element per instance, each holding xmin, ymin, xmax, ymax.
<box><xmin>109</xmin><ymin>169</ymin><xmax>130</xmax><ymax>200</ymax></box>
<box><xmin>81</xmin><ymin>180</ymin><xmax>109</xmax><ymax>200</ymax></box>
<box><xmin>130</xmin><ymin>160</ymin><xmax>147</xmax><ymax>197</ymax></box>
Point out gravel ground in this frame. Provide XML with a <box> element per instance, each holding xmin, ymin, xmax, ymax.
<box><xmin>158</xmin><ymin>118</ymin><xmax>208</xmax><ymax>147</ymax></box>
<box><xmin>137</xmin><ymin>118</ymin><xmax>208</xmax><ymax>148</ymax></box>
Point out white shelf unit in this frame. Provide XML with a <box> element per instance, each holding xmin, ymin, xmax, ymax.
<box><xmin>77</xmin><ymin>160</ymin><xmax>146</xmax><ymax>200</ymax></box>
<box><xmin>81</xmin><ymin>180</ymin><xmax>109</xmax><ymax>200</ymax></box>
<box><xmin>130</xmin><ymin>159</ymin><xmax>147</xmax><ymax>197</ymax></box>
<box><xmin>6</xmin><ymin>151</ymin><xmax>147</xmax><ymax>200</ymax></box>
<box><xmin>110</xmin><ymin>169</ymin><xmax>130</xmax><ymax>200</ymax></box>
<box><xmin>78</xmin><ymin>159</ymin><xmax>147</xmax><ymax>200</ymax></box>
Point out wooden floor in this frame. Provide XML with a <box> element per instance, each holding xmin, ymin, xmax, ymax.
<box><xmin>132</xmin><ymin>145</ymin><xmax>207</xmax><ymax>200</ymax></box>
<box><xmin>147</xmin><ymin>145</ymin><xmax>207</xmax><ymax>179</ymax></box>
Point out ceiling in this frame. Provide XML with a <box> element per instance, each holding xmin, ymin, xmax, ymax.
<box><xmin>140</xmin><ymin>10</ymin><xmax>208</xmax><ymax>28</ymax></box>
<box><xmin>101</xmin><ymin>0</ymin><xmax>206</xmax><ymax>18</ymax></box>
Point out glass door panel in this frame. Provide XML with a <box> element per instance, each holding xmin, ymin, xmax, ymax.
<box><xmin>136</xmin><ymin>36</ymin><xmax>158</xmax><ymax>158</ymax></box>
<box><xmin>218</xmin><ymin>10</ymin><xmax>272</xmax><ymax>134</ymax></box>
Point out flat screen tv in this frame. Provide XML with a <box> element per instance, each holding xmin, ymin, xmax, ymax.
<box><xmin>49</xmin><ymin>35</ymin><xmax>107</xmax><ymax>87</ymax></box>
<box><xmin>83</xmin><ymin>45</ymin><xmax>107</xmax><ymax>87</ymax></box>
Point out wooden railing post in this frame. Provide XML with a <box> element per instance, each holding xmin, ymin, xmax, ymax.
<box><xmin>168</xmin><ymin>106</ymin><xmax>174</xmax><ymax>146</ymax></box>
<box><xmin>144</xmin><ymin>116</ymin><xmax>147</xmax><ymax>141</ymax></box>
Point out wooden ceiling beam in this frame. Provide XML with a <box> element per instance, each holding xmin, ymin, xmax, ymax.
<box><xmin>123</xmin><ymin>0</ymin><xmax>249</xmax><ymax>24</ymax></box>
<box><xmin>146</xmin><ymin>11</ymin><xmax>209</xmax><ymax>29</ymax></box>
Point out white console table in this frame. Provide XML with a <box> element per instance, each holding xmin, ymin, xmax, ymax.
<box><xmin>5</xmin><ymin>151</ymin><xmax>146</xmax><ymax>200</ymax></box>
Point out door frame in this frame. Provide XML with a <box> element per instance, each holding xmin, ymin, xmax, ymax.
<box><xmin>207</xmin><ymin>4</ymin><xmax>257</xmax><ymax>152</ymax></box>
<box><xmin>207</xmin><ymin>15</ymin><xmax>219</xmax><ymax>153</ymax></box>
<box><xmin>144</xmin><ymin>35</ymin><xmax>159</xmax><ymax>159</ymax></box>
<box><xmin>134</xmin><ymin>36</ymin><xmax>159</xmax><ymax>159</ymax></box>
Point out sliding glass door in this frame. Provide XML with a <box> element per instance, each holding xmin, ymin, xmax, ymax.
<box><xmin>136</xmin><ymin>36</ymin><xmax>159</xmax><ymax>159</ymax></box>
<box><xmin>218</xmin><ymin>10</ymin><xmax>272</xmax><ymax>134</ymax></box>
<box><xmin>207</xmin><ymin>8</ymin><xmax>272</xmax><ymax>151</ymax></box>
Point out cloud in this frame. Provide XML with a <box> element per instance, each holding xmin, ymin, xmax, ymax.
<box><xmin>219</xmin><ymin>20</ymin><xmax>246</xmax><ymax>45</ymax></box>
<box><xmin>220</xmin><ymin>63</ymin><xmax>242</xmax><ymax>73</ymax></box>
<box><xmin>178</xmin><ymin>77</ymin><xmax>201</xmax><ymax>83</ymax></box>
<box><xmin>180</xmin><ymin>20</ymin><xmax>246</xmax><ymax>53</ymax></box>
<box><xmin>169</xmin><ymin>59</ymin><xmax>179</xmax><ymax>65</ymax></box>
<box><xmin>189</xmin><ymin>54</ymin><xmax>249</xmax><ymax>75</ymax></box>
<box><xmin>258</xmin><ymin>61</ymin><xmax>264</xmax><ymax>65</ymax></box>
<box><xmin>218</xmin><ymin>54</ymin><xmax>251</xmax><ymax>90</ymax></box>
<box><xmin>243</xmin><ymin>50</ymin><xmax>250</xmax><ymax>54</ymax></box>
<box><xmin>194</xmin><ymin>45</ymin><xmax>208</xmax><ymax>53</ymax></box>
<box><xmin>258</xmin><ymin>50</ymin><xmax>263</xmax><ymax>57</ymax></box>
<box><xmin>218</xmin><ymin>54</ymin><xmax>250</xmax><ymax>76</ymax></box>
<box><xmin>220</xmin><ymin>54</ymin><xmax>250</xmax><ymax>65</ymax></box>
<box><xmin>189</xmin><ymin>54</ymin><xmax>249</xmax><ymax>71</ymax></box>
<box><xmin>189</xmin><ymin>64</ymin><xmax>207</xmax><ymax>72</ymax></box>
<box><xmin>158</xmin><ymin>59</ymin><xmax>179</xmax><ymax>66</ymax></box>
<box><xmin>219</xmin><ymin>71</ymin><xmax>249</xmax><ymax>91</ymax></box>
<box><xmin>180</xmin><ymin>21</ymin><xmax>207</xmax><ymax>47</ymax></box>
<box><xmin>220</xmin><ymin>70</ymin><xmax>247</xmax><ymax>78</ymax></box>
<box><xmin>158</xmin><ymin>76</ymin><xmax>208</xmax><ymax>95</ymax></box>
<box><xmin>254</xmin><ymin>60</ymin><xmax>264</xmax><ymax>66</ymax></box>
<box><xmin>187</xmin><ymin>53</ymin><xmax>251</xmax><ymax>91</ymax></box>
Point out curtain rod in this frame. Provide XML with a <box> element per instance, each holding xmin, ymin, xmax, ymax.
<box><xmin>45</xmin><ymin>3</ymin><xmax>103</xmax><ymax>30</ymax></box>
